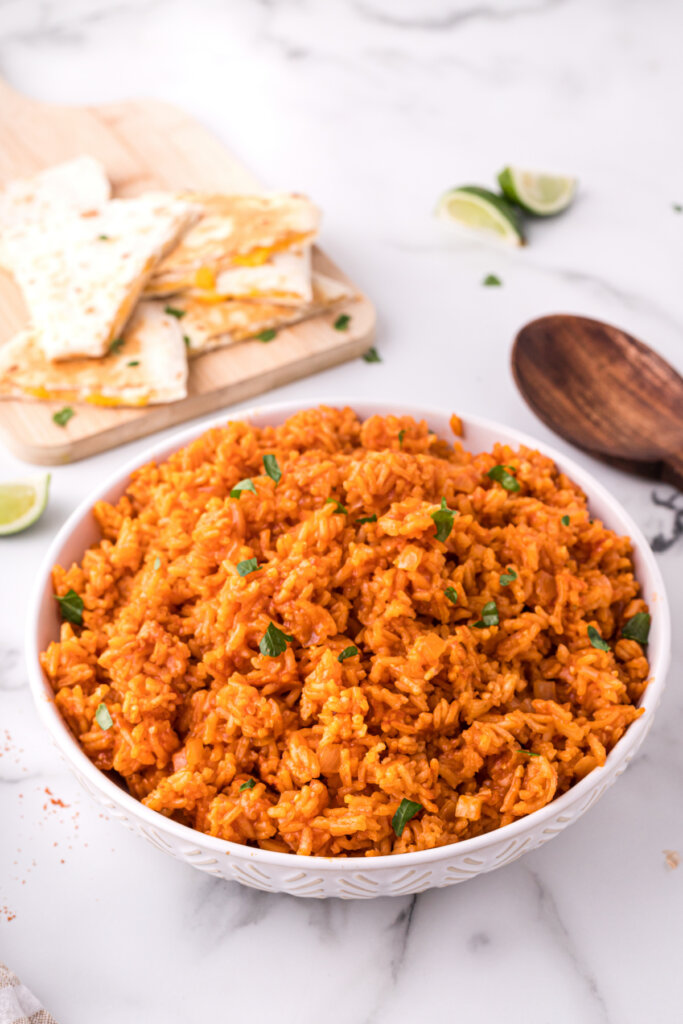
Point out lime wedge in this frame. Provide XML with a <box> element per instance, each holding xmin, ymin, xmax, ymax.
<box><xmin>498</xmin><ymin>167</ymin><xmax>577</xmax><ymax>216</ymax></box>
<box><xmin>0</xmin><ymin>473</ymin><xmax>50</xmax><ymax>536</ymax></box>
<box><xmin>436</xmin><ymin>186</ymin><xmax>525</xmax><ymax>246</ymax></box>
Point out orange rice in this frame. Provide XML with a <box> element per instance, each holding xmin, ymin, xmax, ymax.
<box><xmin>42</xmin><ymin>407</ymin><xmax>650</xmax><ymax>857</ymax></box>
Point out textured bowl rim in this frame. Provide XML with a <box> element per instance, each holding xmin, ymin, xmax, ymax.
<box><xmin>26</xmin><ymin>398</ymin><xmax>672</xmax><ymax>872</ymax></box>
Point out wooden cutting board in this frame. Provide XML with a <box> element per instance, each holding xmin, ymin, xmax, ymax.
<box><xmin>0</xmin><ymin>80</ymin><xmax>375</xmax><ymax>464</ymax></box>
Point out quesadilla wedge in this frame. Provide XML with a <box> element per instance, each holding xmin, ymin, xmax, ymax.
<box><xmin>0</xmin><ymin>301</ymin><xmax>188</xmax><ymax>406</ymax></box>
<box><xmin>177</xmin><ymin>272</ymin><xmax>355</xmax><ymax>356</ymax></box>
<box><xmin>145</xmin><ymin>192</ymin><xmax>319</xmax><ymax>296</ymax></box>
<box><xmin>1</xmin><ymin>192</ymin><xmax>199</xmax><ymax>361</ymax></box>
<box><xmin>152</xmin><ymin>246</ymin><xmax>314</xmax><ymax>306</ymax></box>
<box><xmin>0</xmin><ymin>155</ymin><xmax>111</xmax><ymax>234</ymax></box>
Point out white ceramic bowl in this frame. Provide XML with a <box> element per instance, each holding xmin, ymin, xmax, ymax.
<box><xmin>27</xmin><ymin>400</ymin><xmax>671</xmax><ymax>899</ymax></box>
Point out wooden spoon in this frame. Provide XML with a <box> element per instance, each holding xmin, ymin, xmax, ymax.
<box><xmin>512</xmin><ymin>314</ymin><xmax>683</xmax><ymax>489</ymax></box>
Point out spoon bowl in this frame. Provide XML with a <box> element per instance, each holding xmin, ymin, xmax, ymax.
<box><xmin>512</xmin><ymin>314</ymin><xmax>683</xmax><ymax>488</ymax></box>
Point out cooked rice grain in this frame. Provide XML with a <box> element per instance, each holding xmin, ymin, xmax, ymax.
<box><xmin>42</xmin><ymin>407</ymin><xmax>649</xmax><ymax>856</ymax></box>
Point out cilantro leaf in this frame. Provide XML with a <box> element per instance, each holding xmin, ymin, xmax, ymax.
<box><xmin>587</xmin><ymin>625</ymin><xmax>610</xmax><ymax>651</ymax></box>
<box><xmin>127</xmin><ymin>360</ymin><xmax>140</xmax><ymax>367</ymax></box>
<box><xmin>237</xmin><ymin>558</ymin><xmax>259</xmax><ymax>576</ymax></box>
<box><xmin>239</xmin><ymin>779</ymin><xmax>256</xmax><ymax>791</ymax></box>
<box><xmin>362</xmin><ymin>347</ymin><xmax>381</xmax><ymax>363</ymax></box>
<box><xmin>431</xmin><ymin>497</ymin><xmax>456</xmax><ymax>542</ymax></box>
<box><xmin>621</xmin><ymin>612</ymin><xmax>651</xmax><ymax>645</ymax></box>
<box><xmin>263</xmin><ymin>454</ymin><xmax>282</xmax><ymax>485</ymax></box>
<box><xmin>487</xmin><ymin>465</ymin><xmax>520</xmax><ymax>492</ymax></box>
<box><xmin>164</xmin><ymin>305</ymin><xmax>186</xmax><ymax>319</ymax></box>
<box><xmin>52</xmin><ymin>406</ymin><xmax>75</xmax><ymax>428</ymax></box>
<box><xmin>482</xmin><ymin>274</ymin><xmax>502</xmax><ymax>286</ymax></box>
<box><xmin>259</xmin><ymin>622</ymin><xmax>294</xmax><ymax>657</ymax></box>
<box><xmin>338</xmin><ymin>646</ymin><xmax>358</xmax><ymax>663</ymax></box>
<box><xmin>444</xmin><ymin>587</ymin><xmax>458</xmax><ymax>605</ymax></box>
<box><xmin>108</xmin><ymin>337</ymin><xmax>124</xmax><ymax>355</ymax></box>
<box><xmin>398</xmin><ymin>429</ymin><xmax>405</xmax><ymax>447</ymax></box>
<box><xmin>357</xmin><ymin>514</ymin><xmax>377</xmax><ymax>524</ymax></box>
<box><xmin>334</xmin><ymin>314</ymin><xmax>350</xmax><ymax>331</ymax></box>
<box><xmin>95</xmin><ymin>703</ymin><xmax>113</xmax><ymax>730</ymax></box>
<box><xmin>55</xmin><ymin>589</ymin><xmax>84</xmax><ymax>625</ymax></box>
<box><xmin>230</xmin><ymin>478</ymin><xmax>256</xmax><ymax>499</ymax></box>
<box><xmin>499</xmin><ymin>567</ymin><xmax>517</xmax><ymax>586</ymax></box>
<box><xmin>561</xmin><ymin>515</ymin><xmax>570</xmax><ymax>526</ymax></box>
<box><xmin>392</xmin><ymin>798</ymin><xmax>422</xmax><ymax>838</ymax></box>
<box><xmin>257</xmin><ymin>328</ymin><xmax>277</xmax><ymax>342</ymax></box>
<box><xmin>325</xmin><ymin>498</ymin><xmax>348</xmax><ymax>514</ymax></box>
<box><xmin>473</xmin><ymin>601</ymin><xmax>499</xmax><ymax>628</ymax></box>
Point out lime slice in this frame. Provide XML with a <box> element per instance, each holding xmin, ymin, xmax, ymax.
<box><xmin>436</xmin><ymin>186</ymin><xmax>525</xmax><ymax>246</ymax></box>
<box><xmin>498</xmin><ymin>166</ymin><xmax>577</xmax><ymax>216</ymax></box>
<box><xmin>0</xmin><ymin>473</ymin><xmax>50</xmax><ymax>536</ymax></box>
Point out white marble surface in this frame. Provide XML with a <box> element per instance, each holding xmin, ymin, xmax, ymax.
<box><xmin>1</xmin><ymin>0</ymin><xmax>683</xmax><ymax>1020</ymax></box>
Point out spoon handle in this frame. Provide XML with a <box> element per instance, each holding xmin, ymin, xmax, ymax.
<box><xmin>662</xmin><ymin>453</ymin><xmax>683</xmax><ymax>491</ymax></box>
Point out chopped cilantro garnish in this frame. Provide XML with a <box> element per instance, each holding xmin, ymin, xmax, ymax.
<box><xmin>54</xmin><ymin>588</ymin><xmax>83</xmax><ymax>625</ymax></box>
<box><xmin>392</xmin><ymin>798</ymin><xmax>422</xmax><ymax>838</ymax></box>
<box><xmin>499</xmin><ymin>567</ymin><xmax>517</xmax><ymax>586</ymax></box>
<box><xmin>263</xmin><ymin>454</ymin><xmax>282</xmax><ymax>485</ymax></box>
<box><xmin>230</xmin><ymin>478</ymin><xmax>256</xmax><ymax>499</ymax></box>
<box><xmin>398</xmin><ymin>429</ymin><xmax>405</xmax><ymax>447</ymax></box>
<box><xmin>473</xmin><ymin>601</ymin><xmax>499</xmax><ymax>628</ymax></box>
<box><xmin>362</xmin><ymin>347</ymin><xmax>381</xmax><ymax>363</ymax></box>
<box><xmin>334</xmin><ymin>314</ymin><xmax>351</xmax><ymax>331</ymax></box>
<box><xmin>621</xmin><ymin>612</ymin><xmax>651</xmax><ymax>645</ymax></box>
<box><xmin>257</xmin><ymin>328</ymin><xmax>277</xmax><ymax>342</ymax></box>
<box><xmin>673</xmin><ymin>203</ymin><xmax>682</xmax><ymax>213</ymax></box>
<box><xmin>444</xmin><ymin>587</ymin><xmax>458</xmax><ymax>605</ymax></box>
<box><xmin>183</xmin><ymin>335</ymin><xmax>191</xmax><ymax>348</ymax></box>
<box><xmin>259</xmin><ymin>622</ymin><xmax>294</xmax><ymax>657</ymax></box>
<box><xmin>338</xmin><ymin>646</ymin><xmax>358</xmax><ymax>663</ymax></box>
<box><xmin>237</xmin><ymin>558</ymin><xmax>259</xmax><ymax>576</ymax></box>
<box><xmin>431</xmin><ymin>497</ymin><xmax>456</xmax><ymax>542</ymax></box>
<box><xmin>561</xmin><ymin>515</ymin><xmax>570</xmax><ymax>526</ymax></box>
<box><xmin>487</xmin><ymin>465</ymin><xmax>520</xmax><ymax>492</ymax></box>
<box><xmin>108</xmin><ymin>337</ymin><xmax>124</xmax><ymax>355</ymax></box>
<box><xmin>52</xmin><ymin>406</ymin><xmax>75</xmax><ymax>428</ymax></box>
<box><xmin>587</xmin><ymin>625</ymin><xmax>610</xmax><ymax>651</ymax></box>
<box><xmin>517</xmin><ymin>748</ymin><xmax>540</xmax><ymax>757</ymax></box>
<box><xmin>482</xmin><ymin>274</ymin><xmax>502</xmax><ymax>286</ymax></box>
<box><xmin>127</xmin><ymin>360</ymin><xmax>140</xmax><ymax>367</ymax></box>
<box><xmin>357</xmin><ymin>514</ymin><xmax>377</xmax><ymax>525</ymax></box>
<box><xmin>325</xmin><ymin>498</ymin><xmax>348</xmax><ymax>514</ymax></box>
<box><xmin>239</xmin><ymin>779</ymin><xmax>256</xmax><ymax>791</ymax></box>
<box><xmin>95</xmin><ymin>703</ymin><xmax>113</xmax><ymax>730</ymax></box>
<box><xmin>164</xmin><ymin>306</ymin><xmax>186</xmax><ymax>319</ymax></box>
<box><xmin>98</xmin><ymin>234</ymin><xmax>110</xmax><ymax>240</ymax></box>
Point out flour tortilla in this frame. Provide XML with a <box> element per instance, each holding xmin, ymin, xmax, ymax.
<box><xmin>145</xmin><ymin>192</ymin><xmax>319</xmax><ymax>296</ymax></box>
<box><xmin>0</xmin><ymin>155</ymin><xmax>111</xmax><ymax>235</ymax></box>
<box><xmin>162</xmin><ymin>246</ymin><xmax>314</xmax><ymax>306</ymax></box>
<box><xmin>0</xmin><ymin>301</ymin><xmax>188</xmax><ymax>406</ymax></box>
<box><xmin>178</xmin><ymin>272</ymin><xmax>355</xmax><ymax>356</ymax></box>
<box><xmin>1</xmin><ymin>193</ymin><xmax>199</xmax><ymax>360</ymax></box>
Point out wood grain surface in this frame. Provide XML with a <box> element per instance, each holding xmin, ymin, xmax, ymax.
<box><xmin>512</xmin><ymin>313</ymin><xmax>683</xmax><ymax>489</ymax></box>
